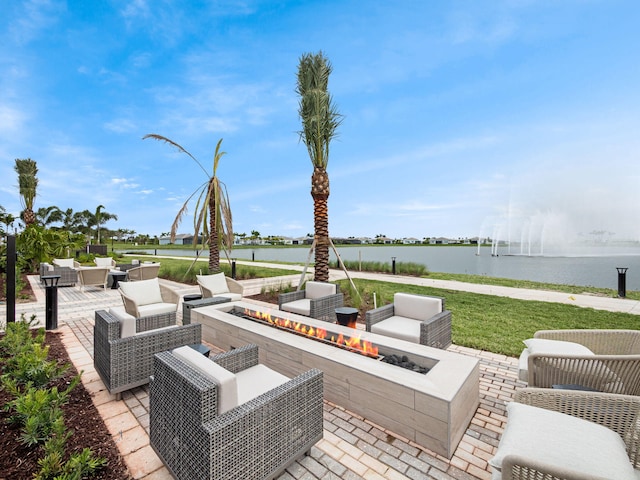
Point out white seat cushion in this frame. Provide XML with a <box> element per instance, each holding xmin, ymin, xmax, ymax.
<box><xmin>172</xmin><ymin>346</ymin><xmax>238</xmax><ymax>415</ymax></box>
<box><xmin>489</xmin><ymin>402</ymin><xmax>636</xmax><ymax>480</ymax></box>
<box><xmin>109</xmin><ymin>307</ymin><xmax>136</xmax><ymax>338</ymax></box>
<box><xmin>137</xmin><ymin>303</ymin><xmax>177</xmax><ymax>317</ymax></box>
<box><xmin>215</xmin><ymin>292</ymin><xmax>243</xmax><ymax>301</ymax></box>
<box><xmin>235</xmin><ymin>364</ymin><xmax>290</xmax><ymax>405</ymax></box>
<box><xmin>119</xmin><ymin>278</ymin><xmax>164</xmax><ymax>306</ymax></box>
<box><xmin>280</xmin><ymin>298</ymin><xmax>311</xmax><ymax>316</ymax></box>
<box><xmin>370</xmin><ymin>316</ymin><xmax>421</xmax><ymax>343</ymax></box>
<box><xmin>393</xmin><ymin>293</ymin><xmax>442</xmax><ymax>321</ymax></box>
<box><xmin>305</xmin><ymin>281</ymin><xmax>336</xmax><ymax>299</ymax></box>
<box><xmin>197</xmin><ymin>273</ymin><xmax>229</xmax><ymax>294</ymax></box>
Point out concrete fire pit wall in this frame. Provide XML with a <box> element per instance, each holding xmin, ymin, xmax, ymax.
<box><xmin>192</xmin><ymin>301</ymin><xmax>480</xmax><ymax>459</ymax></box>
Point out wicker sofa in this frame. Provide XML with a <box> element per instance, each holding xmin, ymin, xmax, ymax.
<box><xmin>490</xmin><ymin>387</ymin><xmax>640</xmax><ymax>479</ymax></box>
<box><xmin>94</xmin><ymin>309</ymin><xmax>201</xmax><ymax>396</ymax></box>
<box><xmin>278</xmin><ymin>281</ymin><xmax>344</xmax><ymax>322</ymax></box>
<box><xmin>39</xmin><ymin>262</ymin><xmax>78</xmax><ymax>287</ymax></box>
<box><xmin>196</xmin><ymin>273</ymin><xmax>244</xmax><ymax>301</ymax></box>
<box><xmin>365</xmin><ymin>293</ymin><xmax>452</xmax><ymax>349</ymax></box>
<box><xmin>518</xmin><ymin>329</ymin><xmax>640</xmax><ymax>395</ymax></box>
<box><xmin>150</xmin><ymin>344</ymin><xmax>324</xmax><ymax>480</ymax></box>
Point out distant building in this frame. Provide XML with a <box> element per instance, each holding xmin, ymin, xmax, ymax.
<box><xmin>158</xmin><ymin>233</ymin><xmax>203</xmax><ymax>245</ymax></box>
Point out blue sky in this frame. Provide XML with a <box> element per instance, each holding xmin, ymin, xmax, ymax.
<box><xmin>2</xmin><ymin>0</ymin><xmax>640</xmax><ymax>243</ymax></box>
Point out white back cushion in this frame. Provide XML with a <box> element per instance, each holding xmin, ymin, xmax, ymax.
<box><xmin>305</xmin><ymin>281</ymin><xmax>336</xmax><ymax>299</ymax></box>
<box><xmin>394</xmin><ymin>293</ymin><xmax>442</xmax><ymax>321</ymax></box>
<box><xmin>172</xmin><ymin>346</ymin><xmax>238</xmax><ymax>415</ymax></box>
<box><xmin>119</xmin><ymin>278</ymin><xmax>163</xmax><ymax>306</ymax></box>
<box><xmin>197</xmin><ymin>273</ymin><xmax>229</xmax><ymax>294</ymax></box>
<box><xmin>489</xmin><ymin>402</ymin><xmax>635</xmax><ymax>480</ymax></box>
<box><xmin>94</xmin><ymin>257</ymin><xmax>113</xmax><ymax>267</ymax></box>
<box><xmin>53</xmin><ymin>258</ymin><xmax>75</xmax><ymax>268</ymax></box>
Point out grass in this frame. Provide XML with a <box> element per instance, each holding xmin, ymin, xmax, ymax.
<box><xmin>336</xmin><ymin>278</ymin><xmax>639</xmax><ymax>358</ymax></box>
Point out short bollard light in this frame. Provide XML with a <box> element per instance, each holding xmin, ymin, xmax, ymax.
<box><xmin>42</xmin><ymin>274</ymin><xmax>61</xmax><ymax>330</ymax></box>
<box><xmin>617</xmin><ymin>267</ymin><xmax>629</xmax><ymax>298</ymax></box>
<box><xmin>231</xmin><ymin>258</ymin><xmax>237</xmax><ymax>279</ymax></box>
<box><xmin>391</xmin><ymin>256</ymin><xmax>397</xmax><ymax>275</ymax></box>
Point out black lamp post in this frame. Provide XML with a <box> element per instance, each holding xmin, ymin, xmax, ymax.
<box><xmin>42</xmin><ymin>274</ymin><xmax>60</xmax><ymax>330</ymax></box>
<box><xmin>391</xmin><ymin>256</ymin><xmax>397</xmax><ymax>275</ymax></box>
<box><xmin>617</xmin><ymin>267</ymin><xmax>629</xmax><ymax>298</ymax></box>
<box><xmin>231</xmin><ymin>258</ymin><xmax>237</xmax><ymax>279</ymax></box>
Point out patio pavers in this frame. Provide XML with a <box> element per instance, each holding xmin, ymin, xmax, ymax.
<box><xmin>5</xmin><ymin>274</ymin><xmax>528</xmax><ymax>479</ymax></box>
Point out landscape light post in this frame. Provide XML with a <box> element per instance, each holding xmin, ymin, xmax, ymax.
<box><xmin>231</xmin><ymin>258</ymin><xmax>237</xmax><ymax>279</ymax></box>
<box><xmin>6</xmin><ymin>234</ymin><xmax>16</xmax><ymax>324</ymax></box>
<box><xmin>617</xmin><ymin>267</ymin><xmax>629</xmax><ymax>298</ymax></box>
<box><xmin>42</xmin><ymin>274</ymin><xmax>60</xmax><ymax>330</ymax></box>
<box><xmin>391</xmin><ymin>256</ymin><xmax>397</xmax><ymax>275</ymax></box>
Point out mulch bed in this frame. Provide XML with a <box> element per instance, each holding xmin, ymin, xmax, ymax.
<box><xmin>0</xmin><ymin>331</ymin><xmax>132</xmax><ymax>480</ymax></box>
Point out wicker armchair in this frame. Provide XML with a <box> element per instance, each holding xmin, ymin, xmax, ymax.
<box><xmin>518</xmin><ymin>329</ymin><xmax>640</xmax><ymax>395</ymax></box>
<box><xmin>118</xmin><ymin>278</ymin><xmax>180</xmax><ymax>323</ymax></box>
<box><xmin>94</xmin><ymin>256</ymin><xmax>116</xmax><ymax>268</ymax></box>
<box><xmin>278</xmin><ymin>281</ymin><xmax>344</xmax><ymax>322</ymax></box>
<box><xmin>150</xmin><ymin>344</ymin><xmax>324</xmax><ymax>480</ymax></box>
<box><xmin>490</xmin><ymin>387</ymin><xmax>640</xmax><ymax>480</ymax></box>
<box><xmin>196</xmin><ymin>273</ymin><xmax>244</xmax><ymax>301</ymax></box>
<box><xmin>39</xmin><ymin>263</ymin><xmax>78</xmax><ymax>287</ymax></box>
<box><xmin>365</xmin><ymin>293</ymin><xmax>452</xmax><ymax>349</ymax></box>
<box><xmin>127</xmin><ymin>263</ymin><xmax>160</xmax><ymax>281</ymax></box>
<box><xmin>77</xmin><ymin>267</ymin><xmax>109</xmax><ymax>291</ymax></box>
<box><xmin>94</xmin><ymin>309</ymin><xmax>201</xmax><ymax>396</ymax></box>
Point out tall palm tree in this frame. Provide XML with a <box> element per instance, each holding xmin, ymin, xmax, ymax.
<box><xmin>14</xmin><ymin>158</ymin><xmax>38</xmax><ymax>227</ymax></box>
<box><xmin>89</xmin><ymin>205</ymin><xmax>118</xmax><ymax>244</ymax></box>
<box><xmin>36</xmin><ymin>206</ymin><xmax>63</xmax><ymax>227</ymax></box>
<box><xmin>143</xmin><ymin>135</ymin><xmax>233</xmax><ymax>273</ymax></box>
<box><xmin>296</xmin><ymin>51</ymin><xmax>343</xmax><ymax>282</ymax></box>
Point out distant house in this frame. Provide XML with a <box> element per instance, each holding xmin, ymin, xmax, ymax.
<box><xmin>429</xmin><ymin>237</ymin><xmax>451</xmax><ymax>245</ymax></box>
<box><xmin>159</xmin><ymin>233</ymin><xmax>203</xmax><ymax>245</ymax></box>
<box><xmin>402</xmin><ymin>237</ymin><xmax>420</xmax><ymax>245</ymax></box>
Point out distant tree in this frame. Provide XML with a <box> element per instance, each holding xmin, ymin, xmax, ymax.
<box><xmin>144</xmin><ymin>135</ymin><xmax>233</xmax><ymax>273</ymax></box>
<box><xmin>89</xmin><ymin>205</ymin><xmax>118</xmax><ymax>244</ymax></box>
<box><xmin>36</xmin><ymin>206</ymin><xmax>63</xmax><ymax>227</ymax></box>
<box><xmin>296</xmin><ymin>51</ymin><xmax>342</xmax><ymax>282</ymax></box>
<box><xmin>14</xmin><ymin>158</ymin><xmax>38</xmax><ymax>227</ymax></box>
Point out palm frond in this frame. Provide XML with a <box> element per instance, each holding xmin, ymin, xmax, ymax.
<box><xmin>143</xmin><ymin>134</ymin><xmax>210</xmax><ymax>177</ymax></box>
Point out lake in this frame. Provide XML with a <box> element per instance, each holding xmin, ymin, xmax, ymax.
<box><xmin>127</xmin><ymin>245</ymin><xmax>640</xmax><ymax>291</ymax></box>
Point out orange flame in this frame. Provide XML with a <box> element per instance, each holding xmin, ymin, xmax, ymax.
<box><xmin>242</xmin><ymin>307</ymin><xmax>378</xmax><ymax>357</ymax></box>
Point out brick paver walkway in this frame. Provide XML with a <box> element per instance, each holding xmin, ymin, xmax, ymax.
<box><xmin>5</xmin><ymin>275</ymin><xmax>526</xmax><ymax>479</ymax></box>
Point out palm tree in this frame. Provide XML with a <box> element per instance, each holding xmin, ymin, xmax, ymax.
<box><xmin>89</xmin><ymin>205</ymin><xmax>118</xmax><ymax>244</ymax></box>
<box><xmin>36</xmin><ymin>206</ymin><xmax>63</xmax><ymax>227</ymax></box>
<box><xmin>296</xmin><ymin>51</ymin><xmax>343</xmax><ymax>282</ymax></box>
<box><xmin>143</xmin><ymin>135</ymin><xmax>233</xmax><ymax>273</ymax></box>
<box><xmin>14</xmin><ymin>158</ymin><xmax>38</xmax><ymax>227</ymax></box>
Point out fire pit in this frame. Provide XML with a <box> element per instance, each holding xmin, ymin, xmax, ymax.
<box><xmin>191</xmin><ymin>301</ymin><xmax>479</xmax><ymax>459</ymax></box>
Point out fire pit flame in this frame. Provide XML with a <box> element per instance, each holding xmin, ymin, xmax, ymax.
<box><xmin>243</xmin><ymin>307</ymin><xmax>379</xmax><ymax>358</ymax></box>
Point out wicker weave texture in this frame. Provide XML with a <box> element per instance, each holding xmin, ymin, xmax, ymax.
<box><xmin>499</xmin><ymin>387</ymin><xmax>640</xmax><ymax>479</ymax></box>
<box><xmin>365</xmin><ymin>295</ymin><xmax>452</xmax><ymax>349</ymax></box>
<box><xmin>528</xmin><ymin>330</ymin><xmax>640</xmax><ymax>395</ymax></box>
<box><xmin>94</xmin><ymin>309</ymin><xmax>201</xmax><ymax>395</ymax></box>
<box><xmin>278</xmin><ymin>288</ymin><xmax>344</xmax><ymax>323</ymax></box>
<box><xmin>39</xmin><ymin>264</ymin><xmax>78</xmax><ymax>287</ymax></box>
<box><xmin>150</xmin><ymin>344</ymin><xmax>324</xmax><ymax>480</ymax></box>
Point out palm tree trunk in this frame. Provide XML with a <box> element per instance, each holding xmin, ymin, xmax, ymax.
<box><xmin>312</xmin><ymin>167</ymin><xmax>330</xmax><ymax>282</ymax></box>
<box><xmin>208</xmin><ymin>186</ymin><xmax>220</xmax><ymax>273</ymax></box>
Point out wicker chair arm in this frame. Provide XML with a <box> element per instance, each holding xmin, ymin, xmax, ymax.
<box><xmin>535</xmin><ymin>329</ymin><xmax>640</xmax><ymax>355</ymax></box>
<box><xmin>528</xmin><ymin>353</ymin><xmax>640</xmax><ymax>395</ymax></box>
<box><xmin>365</xmin><ymin>304</ymin><xmax>395</xmax><ymax>331</ymax></box>
<box><xmin>309</xmin><ymin>293</ymin><xmax>344</xmax><ymax>322</ymax></box>
<box><xmin>119</xmin><ymin>291</ymin><xmax>141</xmax><ymax>317</ymax></box>
<box><xmin>278</xmin><ymin>289</ymin><xmax>306</xmax><ymax>308</ymax></box>
<box><xmin>160</xmin><ymin>284</ymin><xmax>180</xmax><ymax>306</ymax></box>
<box><xmin>419</xmin><ymin>310</ymin><xmax>452</xmax><ymax>349</ymax></box>
<box><xmin>513</xmin><ymin>387</ymin><xmax>640</xmax><ymax>469</ymax></box>
<box><xmin>209</xmin><ymin>344</ymin><xmax>259</xmax><ymax>373</ymax></box>
<box><xmin>501</xmin><ymin>454</ymin><xmax>601</xmax><ymax>480</ymax></box>
<box><xmin>225</xmin><ymin>277</ymin><xmax>244</xmax><ymax>295</ymax></box>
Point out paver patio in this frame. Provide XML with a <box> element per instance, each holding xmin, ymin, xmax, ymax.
<box><xmin>5</xmin><ymin>273</ymin><xmax>527</xmax><ymax>479</ymax></box>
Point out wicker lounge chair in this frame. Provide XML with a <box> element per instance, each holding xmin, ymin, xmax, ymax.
<box><xmin>518</xmin><ymin>329</ymin><xmax>640</xmax><ymax>395</ymax></box>
<box><xmin>127</xmin><ymin>263</ymin><xmax>160</xmax><ymax>281</ymax></box>
<box><xmin>278</xmin><ymin>281</ymin><xmax>344</xmax><ymax>322</ymax></box>
<box><xmin>94</xmin><ymin>309</ymin><xmax>201</xmax><ymax>396</ymax></box>
<box><xmin>77</xmin><ymin>267</ymin><xmax>109</xmax><ymax>291</ymax></box>
<box><xmin>39</xmin><ymin>262</ymin><xmax>78</xmax><ymax>287</ymax></box>
<box><xmin>150</xmin><ymin>344</ymin><xmax>323</xmax><ymax>480</ymax></box>
<box><xmin>490</xmin><ymin>387</ymin><xmax>640</xmax><ymax>479</ymax></box>
<box><xmin>196</xmin><ymin>273</ymin><xmax>244</xmax><ymax>301</ymax></box>
<box><xmin>117</xmin><ymin>278</ymin><xmax>179</xmax><ymax>323</ymax></box>
<box><xmin>365</xmin><ymin>293</ymin><xmax>452</xmax><ymax>349</ymax></box>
